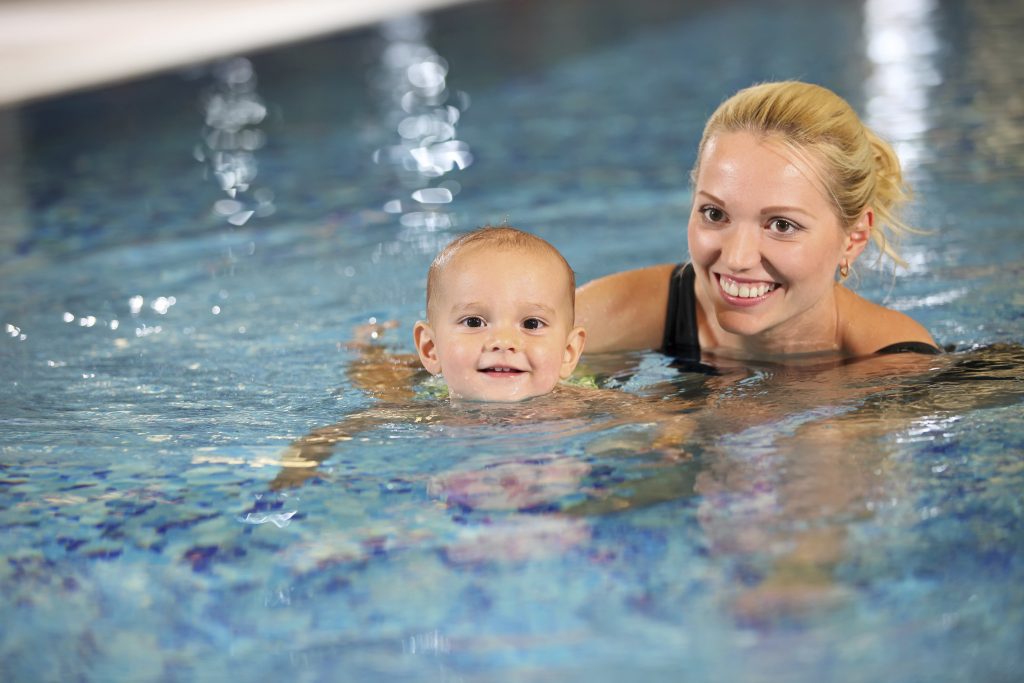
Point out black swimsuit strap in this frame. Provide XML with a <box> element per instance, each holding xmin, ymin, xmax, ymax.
<box><xmin>662</xmin><ymin>263</ymin><xmax>700</xmax><ymax>361</ymax></box>
<box><xmin>875</xmin><ymin>340</ymin><xmax>942</xmax><ymax>355</ymax></box>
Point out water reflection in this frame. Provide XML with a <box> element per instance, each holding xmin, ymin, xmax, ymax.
<box><xmin>370</xmin><ymin>14</ymin><xmax>472</xmax><ymax>246</ymax></box>
<box><xmin>863</xmin><ymin>0</ymin><xmax>941</xmax><ymax>174</ymax></box>
<box><xmin>673</xmin><ymin>344</ymin><xmax>1024</xmax><ymax>621</ymax></box>
<box><xmin>959</xmin><ymin>0</ymin><xmax>1024</xmax><ymax>174</ymax></box>
<box><xmin>0</xmin><ymin>108</ymin><xmax>28</xmax><ymax>268</ymax></box>
<box><xmin>196</xmin><ymin>57</ymin><xmax>275</xmax><ymax>227</ymax></box>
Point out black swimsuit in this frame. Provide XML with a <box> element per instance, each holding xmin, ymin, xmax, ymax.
<box><xmin>661</xmin><ymin>263</ymin><xmax>941</xmax><ymax>359</ymax></box>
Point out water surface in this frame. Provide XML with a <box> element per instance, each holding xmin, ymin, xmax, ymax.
<box><xmin>1</xmin><ymin>0</ymin><xmax>1023</xmax><ymax>681</ymax></box>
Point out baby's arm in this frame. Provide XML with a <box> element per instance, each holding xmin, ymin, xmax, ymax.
<box><xmin>269</xmin><ymin>410</ymin><xmax>398</xmax><ymax>490</ymax></box>
<box><xmin>347</xmin><ymin>319</ymin><xmax>428</xmax><ymax>402</ymax></box>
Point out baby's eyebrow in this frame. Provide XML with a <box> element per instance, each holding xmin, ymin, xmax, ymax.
<box><xmin>520</xmin><ymin>302</ymin><xmax>559</xmax><ymax>316</ymax></box>
<box><xmin>449</xmin><ymin>302</ymin><xmax>484</xmax><ymax>314</ymax></box>
<box><xmin>448</xmin><ymin>301</ymin><xmax>560</xmax><ymax>317</ymax></box>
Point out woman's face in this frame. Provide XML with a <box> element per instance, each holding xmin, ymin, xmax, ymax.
<box><xmin>687</xmin><ymin>131</ymin><xmax>865</xmax><ymax>347</ymax></box>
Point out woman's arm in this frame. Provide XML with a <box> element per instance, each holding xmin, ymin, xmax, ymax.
<box><xmin>574</xmin><ymin>263</ymin><xmax>676</xmax><ymax>354</ymax></box>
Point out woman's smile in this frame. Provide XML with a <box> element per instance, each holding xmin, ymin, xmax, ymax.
<box><xmin>716</xmin><ymin>273</ymin><xmax>779</xmax><ymax>302</ymax></box>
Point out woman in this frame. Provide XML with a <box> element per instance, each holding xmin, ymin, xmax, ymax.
<box><xmin>576</xmin><ymin>81</ymin><xmax>939</xmax><ymax>360</ymax></box>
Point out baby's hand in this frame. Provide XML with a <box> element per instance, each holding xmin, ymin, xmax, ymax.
<box><xmin>350</xmin><ymin>318</ymin><xmax>399</xmax><ymax>346</ymax></box>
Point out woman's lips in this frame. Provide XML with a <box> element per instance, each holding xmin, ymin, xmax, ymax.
<box><xmin>716</xmin><ymin>274</ymin><xmax>778</xmax><ymax>303</ymax></box>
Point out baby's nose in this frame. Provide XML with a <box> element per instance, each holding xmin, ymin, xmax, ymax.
<box><xmin>488</xmin><ymin>326</ymin><xmax>519</xmax><ymax>352</ymax></box>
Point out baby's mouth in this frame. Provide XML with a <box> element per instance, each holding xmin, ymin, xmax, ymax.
<box><xmin>718</xmin><ymin>274</ymin><xmax>778</xmax><ymax>299</ymax></box>
<box><xmin>479</xmin><ymin>366</ymin><xmax>525</xmax><ymax>375</ymax></box>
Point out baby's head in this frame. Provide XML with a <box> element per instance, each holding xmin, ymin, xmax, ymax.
<box><xmin>413</xmin><ymin>226</ymin><xmax>586</xmax><ymax>402</ymax></box>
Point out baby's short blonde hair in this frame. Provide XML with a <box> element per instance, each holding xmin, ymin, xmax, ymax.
<box><xmin>426</xmin><ymin>226</ymin><xmax>576</xmax><ymax>319</ymax></box>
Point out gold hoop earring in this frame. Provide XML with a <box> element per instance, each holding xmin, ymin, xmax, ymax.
<box><xmin>839</xmin><ymin>259</ymin><xmax>850</xmax><ymax>280</ymax></box>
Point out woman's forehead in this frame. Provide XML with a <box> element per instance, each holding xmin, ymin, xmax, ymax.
<box><xmin>698</xmin><ymin>132</ymin><xmax>833</xmax><ymax>205</ymax></box>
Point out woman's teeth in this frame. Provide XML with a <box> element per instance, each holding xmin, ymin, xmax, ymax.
<box><xmin>721</xmin><ymin>277</ymin><xmax>776</xmax><ymax>298</ymax></box>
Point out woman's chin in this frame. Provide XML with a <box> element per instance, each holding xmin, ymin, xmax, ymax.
<box><xmin>713</xmin><ymin>308</ymin><xmax>775</xmax><ymax>339</ymax></box>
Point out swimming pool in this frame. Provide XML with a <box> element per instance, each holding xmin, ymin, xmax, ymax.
<box><xmin>2</xmin><ymin>0</ymin><xmax>1023</xmax><ymax>680</ymax></box>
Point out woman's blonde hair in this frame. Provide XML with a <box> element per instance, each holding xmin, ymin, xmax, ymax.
<box><xmin>693</xmin><ymin>80</ymin><xmax>915</xmax><ymax>267</ymax></box>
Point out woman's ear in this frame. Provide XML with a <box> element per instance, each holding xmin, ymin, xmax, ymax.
<box><xmin>558</xmin><ymin>326</ymin><xmax>587</xmax><ymax>379</ymax></box>
<box><xmin>413</xmin><ymin>321</ymin><xmax>442</xmax><ymax>375</ymax></box>
<box><xmin>843</xmin><ymin>208</ymin><xmax>872</xmax><ymax>264</ymax></box>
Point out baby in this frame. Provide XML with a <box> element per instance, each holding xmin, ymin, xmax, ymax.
<box><xmin>270</xmin><ymin>226</ymin><xmax>693</xmax><ymax>494</ymax></box>
<box><xmin>412</xmin><ymin>226</ymin><xmax>586</xmax><ymax>402</ymax></box>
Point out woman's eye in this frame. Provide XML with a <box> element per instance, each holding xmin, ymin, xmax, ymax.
<box><xmin>700</xmin><ymin>206</ymin><xmax>726</xmax><ymax>222</ymax></box>
<box><xmin>768</xmin><ymin>218</ymin><xmax>799</xmax><ymax>234</ymax></box>
<box><xmin>460</xmin><ymin>316</ymin><xmax>485</xmax><ymax>328</ymax></box>
<box><xmin>522</xmin><ymin>318</ymin><xmax>546</xmax><ymax>331</ymax></box>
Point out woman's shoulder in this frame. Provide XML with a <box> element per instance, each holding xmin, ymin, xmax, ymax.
<box><xmin>575</xmin><ymin>263</ymin><xmax>678</xmax><ymax>353</ymax></box>
<box><xmin>837</xmin><ymin>286</ymin><xmax>938</xmax><ymax>355</ymax></box>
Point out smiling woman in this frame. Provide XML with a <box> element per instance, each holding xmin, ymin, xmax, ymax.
<box><xmin>576</xmin><ymin>80</ymin><xmax>940</xmax><ymax>362</ymax></box>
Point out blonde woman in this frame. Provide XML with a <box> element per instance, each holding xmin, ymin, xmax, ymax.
<box><xmin>577</xmin><ymin>80</ymin><xmax>939</xmax><ymax>361</ymax></box>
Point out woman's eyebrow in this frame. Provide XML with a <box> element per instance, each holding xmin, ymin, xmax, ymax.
<box><xmin>695</xmin><ymin>190</ymin><xmax>726</xmax><ymax>205</ymax></box>
<box><xmin>761</xmin><ymin>205</ymin><xmax>816</xmax><ymax>218</ymax></box>
<box><xmin>697</xmin><ymin>190</ymin><xmax>817</xmax><ymax>219</ymax></box>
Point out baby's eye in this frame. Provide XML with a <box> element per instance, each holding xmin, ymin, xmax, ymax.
<box><xmin>700</xmin><ymin>205</ymin><xmax>726</xmax><ymax>222</ymax></box>
<box><xmin>522</xmin><ymin>318</ymin><xmax>546</xmax><ymax>331</ymax></box>
<box><xmin>767</xmin><ymin>218</ymin><xmax>799</xmax><ymax>235</ymax></box>
<box><xmin>459</xmin><ymin>316</ymin><xmax>485</xmax><ymax>328</ymax></box>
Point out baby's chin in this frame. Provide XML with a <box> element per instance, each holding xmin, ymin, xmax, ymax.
<box><xmin>449</xmin><ymin>392</ymin><xmax>543</xmax><ymax>404</ymax></box>
<box><xmin>447</xmin><ymin>384</ymin><xmax>558</xmax><ymax>403</ymax></box>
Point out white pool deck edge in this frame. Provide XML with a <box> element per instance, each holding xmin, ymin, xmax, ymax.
<box><xmin>0</xmin><ymin>0</ymin><xmax>478</xmax><ymax>107</ymax></box>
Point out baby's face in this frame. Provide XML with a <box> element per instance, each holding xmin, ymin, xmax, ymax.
<box><xmin>415</xmin><ymin>246</ymin><xmax>585</xmax><ymax>402</ymax></box>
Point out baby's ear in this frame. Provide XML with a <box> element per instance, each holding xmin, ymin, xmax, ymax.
<box><xmin>413</xmin><ymin>321</ymin><xmax>442</xmax><ymax>375</ymax></box>
<box><xmin>558</xmin><ymin>326</ymin><xmax>587</xmax><ymax>379</ymax></box>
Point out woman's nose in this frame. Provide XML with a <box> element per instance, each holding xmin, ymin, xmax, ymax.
<box><xmin>721</xmin><ymin>224</ymin><xmax>761</xmax><ymax>271</ymax></box>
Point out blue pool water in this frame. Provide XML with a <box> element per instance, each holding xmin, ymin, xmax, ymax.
<box><xmin>2</xmin><ymin>0</ymin><xmax>1023</xmax><ymax>680</ymax></box>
